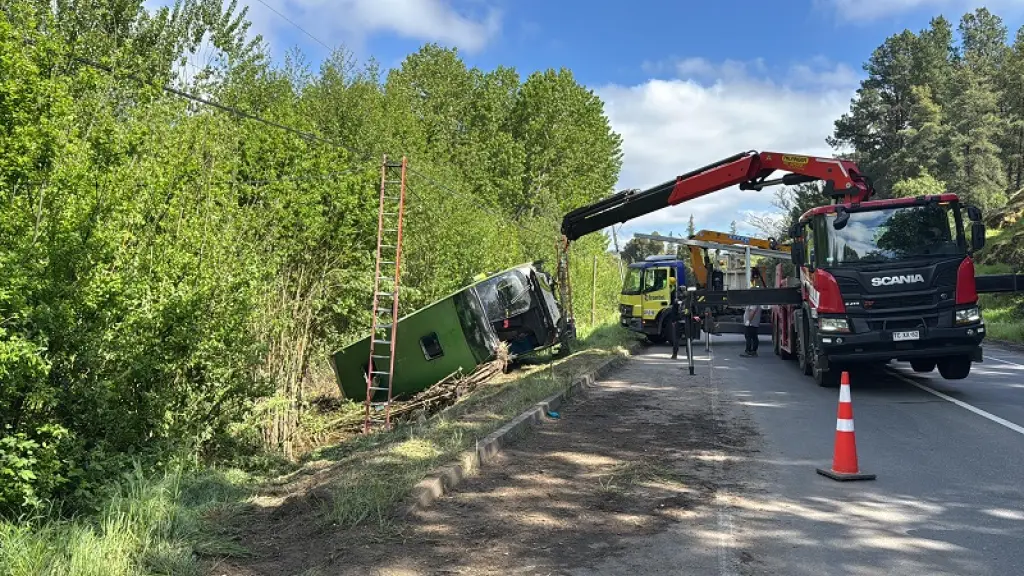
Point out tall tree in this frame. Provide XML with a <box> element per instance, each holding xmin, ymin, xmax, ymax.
<box><xmin>621</xmin><ymin>235</ymin><xmax>665</xmax><ymax>264</ymax></box>
<box><xmin>511</xmin><ymin>68</ymin><xmax>623</xmax><ymax>220</ymax></box>
<box><xmin>945</xmin><ymin>65</ymin><xmax>1008</xmax><ymax>210</ymax></box>
<box><xmin>830</xmin><ymin>30</ymin><xmax>922</xmax><ymax>194</ymax></box>
<box><xmin>958</xmin><ymin>8</ymin><xmax>1008</xmax><ymax>79</ymax></box>
<box><xmin>999</xmin><ymin>26</ymin><xmax>1024</xmax><ymax>190</ymax></box>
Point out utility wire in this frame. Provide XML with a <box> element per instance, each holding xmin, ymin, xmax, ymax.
<box><xmin>253</xmin><ymin>0</ymin><xmax>333</xmax><ymax>52</ymax></box>
<box><xmin>50</xmin><ymin>44</ymin><xmax>376</xmax><ymax>162</ymax></box>
<box><xmin>179</xmin><ymin>2</ymin><xmax>559</xmax><ymax>242</ymax></box>
<box><xmin>44</xmin><ymin>38</ymin><xmax>560</xmax><ymax>242</ymax></box>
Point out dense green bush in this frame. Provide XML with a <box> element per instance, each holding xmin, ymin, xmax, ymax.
<box><xmin>0</xmin><ymin>0</ymin><xmax>624</xmax><ymax>516</ymax></box>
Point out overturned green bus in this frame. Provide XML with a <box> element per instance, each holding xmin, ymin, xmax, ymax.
<box><xmin>330</xmin><ymin>263</ymin><xmax>570</xmax><ymax>402</ymax></box>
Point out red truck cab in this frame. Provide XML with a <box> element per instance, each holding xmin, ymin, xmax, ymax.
<box><xmin>772</xmin><ymin>194</ymin><xmax>987</xmax><ymax>386</ymax></box>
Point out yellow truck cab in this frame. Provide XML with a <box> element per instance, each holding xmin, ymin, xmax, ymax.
<box><xmin>619</xmin><ymin>255</ymin><xmax>688</xmax><ymax>343</ymax></box>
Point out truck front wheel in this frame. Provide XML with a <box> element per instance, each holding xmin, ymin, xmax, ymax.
<box><xmin>815</xmin><ymin>367</ymin><xmax>842</xmax><ymax>388</ymax></box>
<box><xmin>937</xmin><ymin>356</ymin><xmax>971</xmax><ymax>380</ymax></box>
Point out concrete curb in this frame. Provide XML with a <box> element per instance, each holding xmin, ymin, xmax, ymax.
<box><xmin>402</xmin><ymin>342</ymin><xmax>643</xmax><ymax>517</ymax></box>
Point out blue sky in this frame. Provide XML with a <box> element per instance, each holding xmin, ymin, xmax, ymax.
<box><xmin>168</xmin><ymin>0</ymin><xmax>1024</xmax><ymax>243</ymax></box>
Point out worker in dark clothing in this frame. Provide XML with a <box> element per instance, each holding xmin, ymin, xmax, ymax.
<box><xmin>668</xmin><ymin>285</ymin><xmax>681</xmax><ymax>360</ymax></box>
<box><xmin>741</xmin><ymin>278</ymin><xmax>761</xmax><ymax>357</ymax></box>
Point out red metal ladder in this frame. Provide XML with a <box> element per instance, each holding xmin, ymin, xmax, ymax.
<box><xmin>365</xmin><ymin>156</ymin><xmax>407</xmax><ymax>433</ymax></box>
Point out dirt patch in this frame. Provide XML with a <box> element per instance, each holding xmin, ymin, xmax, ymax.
<box><xmin>207</xmin><ymin>349</ymin><xmax>762</xmax><ymax>576</ymax></box>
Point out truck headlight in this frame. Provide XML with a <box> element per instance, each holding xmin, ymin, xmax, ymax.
<box><xmin>955</xmin><ymin>306</ymin><xmax>981</xmax><ymax>325</ymax></box>
<box><xmin>819</xmin><ymin>317</ymin><xmax>850</xmax><ymax>333</ymax></box>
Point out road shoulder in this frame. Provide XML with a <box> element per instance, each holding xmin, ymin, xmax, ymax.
<box><xmin>313</xmin><ymin>348</ymin><xmax>764</xmax><ymax>575</ymax></box>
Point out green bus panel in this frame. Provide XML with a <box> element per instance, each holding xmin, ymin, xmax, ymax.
<box><xmin>331</xmin><ymin>290</ymin><xmax>495</xmax><ymax>402</ymax></box>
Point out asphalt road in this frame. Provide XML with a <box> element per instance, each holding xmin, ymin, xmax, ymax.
<box><xmin>697</xmin><ymin>333</ymin><xmax>1024</xmax><ymax>575</ymax></box>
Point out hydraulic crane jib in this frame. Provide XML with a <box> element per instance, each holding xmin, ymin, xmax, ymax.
<box><xmin>559</xmin><ymin>150</ymin><xmax>873</xmax><ymax>242</ymax></box>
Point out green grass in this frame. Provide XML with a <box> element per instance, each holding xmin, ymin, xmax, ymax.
<box><xmin>979</xmin><ymin>291</ymin><xmax>1024</xmax><ymax>343</ymax></box>
<box><xmin>977</xmin><ymin>225</ymin><xmax>1024</xmax><ymax>342</ymax></box>
<box><xmin>0</xmin><ymin>465</ymin><xmax>259</xmax><ymax>576</ymax></box>
<box><xmin>0</xmin><ymin>321</ymin><xmax>639</xmax><ymax>573</ymax></box>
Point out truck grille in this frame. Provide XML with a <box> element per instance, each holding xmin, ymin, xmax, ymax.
<box><xmin>836</xmin><ymin>277</ymin><xmax>861</xmax><ymax>294</ymax></box>
<box><xmin>934</xmin><ymin>263</ymin><xmax>958</xmax><ymax>287</ymax></box>
<box><xmin>866</xmin><ymin>316</ymin><xmax>939</xmax><ymax>331</ymax></box>
<box><xmin>865</xmin><ymin>294</ymin><xmax>934</xmax><ymax>310</ymax></box>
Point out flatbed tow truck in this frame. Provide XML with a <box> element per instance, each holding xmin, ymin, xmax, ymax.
<box><xmin>558</xmin><ymin>150</ymin><xmax>1024</xmax><ymax>386</ymax></box>
<box><xmin>629</xmin><ymin>230</ymin><xmax>791</xmax><ymax>337</ymax></box>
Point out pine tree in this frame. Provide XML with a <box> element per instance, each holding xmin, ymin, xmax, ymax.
<box><xmin>946</xmin><ymin>65</ymin><xmax>1008</xmax><ymax>211</ymax></box>
<box><xmin>999</xmin><ymin>26</ymin><xmax>1024</xmax><ymax>190</ymax></box>
<box><xmin>687</xmin><ymin>214</ymin><xmax>695</xmax><ymax>237</ymax></box>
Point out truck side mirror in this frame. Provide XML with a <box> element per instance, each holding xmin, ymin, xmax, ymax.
<box><xmin>833</xmin><ymin>207</ymin><xmax>850</xmax><ymax>230</ymax></box>
<box><xmin>791</xmin><ymin>243</ymin><xmax>805</xmax><ymax>268</ymax></box>
<box><xmin>967</xmin><ymin>205</ymin><xmax>982</xmax><ymax>222</ymax></box>
<box><xmin>971</xmin><ymin>221</ymin><xmax>986</xmax><ymax>252</ymax></box>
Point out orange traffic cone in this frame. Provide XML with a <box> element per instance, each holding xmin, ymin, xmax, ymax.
<box><xmin>816</xmin><ymin>371</ymin><xmax>876</xmax><ymax>481</ymax></box>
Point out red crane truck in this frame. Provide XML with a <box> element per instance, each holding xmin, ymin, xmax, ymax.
<box><xmin>559</xmin><ymin>150</ymin><xmax>998</xmax><ymax>387</ymax></box>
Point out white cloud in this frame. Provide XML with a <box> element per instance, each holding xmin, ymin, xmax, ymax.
<box><xmin>595</xmin><ymin>57</ymin><xmax>860</xmax><ymax>240</ymax></box>
<box><xmin>148</xmin><ymin>0</ymin><xmax>501</xmax><ymax>54</ymax></box>
<box><xmin>821</xmin><ymin>0</ymin><xmax>1024</xmax><ymax>21</ymax></box>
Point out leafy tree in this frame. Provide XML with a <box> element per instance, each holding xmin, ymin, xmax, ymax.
<box><xmin>958</xmin><ymin>8</ymin><xmax>1008</xmax><ymax>79</ymax></box>
<box><xmin>830</xmin><ymin>30</ymin><xmax>923</xmax><ymax>194</ymax></box>
<box><xmin>621</xmin><ymin>235</ymin><xmax>665</xmax><ymax>263</ymax></box>
<box><xmin>998</xmin><ymin>26</ymin><xmax>1024</xmax><ymax>190</ymax></box>
<box><xmin>892</xmin><ymin>169</ymin><xmax>946</xmax><ymax>197</ymax></box>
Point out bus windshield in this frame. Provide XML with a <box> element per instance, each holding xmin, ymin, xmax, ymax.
<box><xmin>476</xmin><ymin>270</ymin><xmax>533</xmax><ymax>321</ymax></box>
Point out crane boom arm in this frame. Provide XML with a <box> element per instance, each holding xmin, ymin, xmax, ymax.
<box><xmin>560</xmin><ymin>150</ymin><xmax>873</xmax><ymax>241</ymax></box>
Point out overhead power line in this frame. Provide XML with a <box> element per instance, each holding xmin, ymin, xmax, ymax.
<box><xmin>53</xmin><ymin>45</ymin><xmax>375</xmax><ymax>162</ymax></box>
<box><xmin>253</xmin><ymin>0</ymin><xmax>333</xmax><ymax>52</ymax></box>
<box><xmin>43</xmin><ymin>38</ymin><xmax>560</xmax><ymax>241</ymax></box>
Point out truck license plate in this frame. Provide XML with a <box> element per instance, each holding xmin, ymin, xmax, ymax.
<box><xmin>893</xmin><ymin>331</ymin><xmax>920</xmax><ymax>341</ymax></box>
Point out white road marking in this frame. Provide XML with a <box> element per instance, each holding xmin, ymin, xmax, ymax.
<box><xmin>984</xmin><ymin>355</ymin><xmax>1024</xmax><ymax>369</ymax></box>
<box><xmin>707</xmin><ymin>342</ymin><xmax>737</xmax><ymax>576</ymax></box>
<box><xmin>890</xmin><ymin>372</ymin><xmax>1024</xmax><ymax>436</ymax></box>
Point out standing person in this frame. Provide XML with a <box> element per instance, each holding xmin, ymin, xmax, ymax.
<box><xmin>741</xmin><ymin>283</ymin><xmax>761</xmax><ymax>357</ymax></box>
<box><xmin>667</xmin><ymin>283</ymin><xmax>681</xmax><ymax>360</ymax></box>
